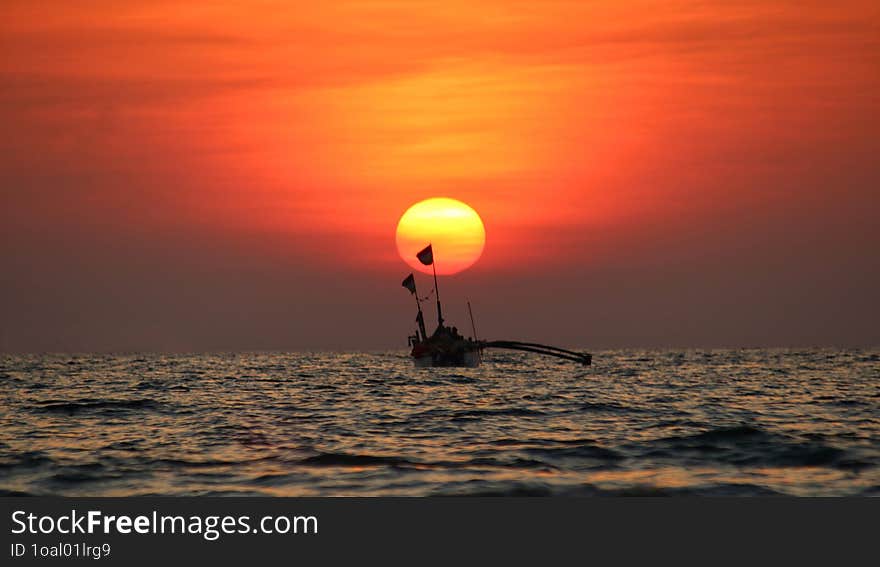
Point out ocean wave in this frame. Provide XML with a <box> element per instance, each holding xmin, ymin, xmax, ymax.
<box><xmin>452</xmin><ymin>407</ymin><xmax>547</xmax><ymax>419</ymax></box>
<box><xmin>524</xmin><ymin>442</ymin><xmax>623</xmax><ymax>462</ymax></box>
<box><xmin>578</xmin><ymin>400</ymin><xmax>644</xmax><ymax>413</ymax></box>
<box><xmin>299</xmin><ymin>452</ymin><xmax>419</xmax><ymax>468</ymax></box>
<box><xmin>600</xmin><ymin>483</ymin><xmax>788</xmax><ymax>497</ymax></box>
<box><xmin>0</xmin><ymin>450</ymin><xmax>54</xmax><ymax>470</ymax></box>
<box><xmin>463</xmin><ymin>456</ymin><xmax>558</xmax><ymax>471</ymax></box>
<box><xmin>430</xmin><ymin>481</ymin><xmax>788</xmax><ymax>497</ymax></box>
<box><xmin>641</xmin><ymin>425</ymin><xmax>861</xmax><ymax>469</ymax></box>
<box><xmin>32</xmin><ymin>398</ymin><xmax>163</xmax><ymax>415</ymax></box>
<box><xmin>151</xmin><ymin>456</ymin><xmax>278</xmax><ymax>468</ymax></box>
<box><xmin>0</xmin><ymin>489</ymin><xmax>34</xmax><ymax>496</ymax></box>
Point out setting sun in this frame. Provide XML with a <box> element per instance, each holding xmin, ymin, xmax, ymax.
<box><xmin>396</xmin><ymin>198</ymin><xmax>486</xmax><ymax>275</ymax></box>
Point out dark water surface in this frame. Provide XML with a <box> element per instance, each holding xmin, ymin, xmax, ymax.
<box><xmin>1</xmin><ymin>350</ymin><xmax>878</xmax><ymax>496</ymax></box>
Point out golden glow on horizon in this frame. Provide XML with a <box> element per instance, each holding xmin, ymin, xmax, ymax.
<box><xmin>396</xmin><ymin>198</ymin><xmax>486</xmax><ymax>276</ymax></box>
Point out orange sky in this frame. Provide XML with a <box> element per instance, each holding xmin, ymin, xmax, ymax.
<box><xmin>1</xmin><ymin>1</ymin><xmax>878</xmax><ymax>350</ymax></box>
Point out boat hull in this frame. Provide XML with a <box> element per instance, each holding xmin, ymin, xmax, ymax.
<box><xmin>413</xmin><ymin>348</ymin><xmax>481</xmax><ymax>368</ymax></box>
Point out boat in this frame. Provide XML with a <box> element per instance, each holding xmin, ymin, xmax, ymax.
<box><xmin>402</xmin><ymin>244</ymin><xmax>592</xmax><ymax>368</ymax></box>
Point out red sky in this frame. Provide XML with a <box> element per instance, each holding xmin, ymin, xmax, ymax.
<box><xmin>2</xmin><ymin>1</ymin><xmax>878</xmax><ymax>351</ymax></box>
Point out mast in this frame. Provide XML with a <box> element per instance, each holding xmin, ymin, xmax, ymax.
<box><xmin>432</xmin><ymin>251</ymin><xmax>444</xmax><ymax>328</ymax></box>
<box><xmin>467</xmin><ymin>300</ymin><xmax>482</xmax><ymax>362</ymax></box>
<box><xmin>467</xmin><ymin>300</ymin><xmax>478</xmax><ymax>341</ymax></box>
<box><xmin>415</xmin><ymin>243</ymin><xmax>443</xmax><ymax>330</ymax></box>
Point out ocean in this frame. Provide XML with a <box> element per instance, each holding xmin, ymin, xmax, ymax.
<box><xmin>1</xmin><ymin>349</ymin><xmax>877</xmax><ymax>496</ymax></box>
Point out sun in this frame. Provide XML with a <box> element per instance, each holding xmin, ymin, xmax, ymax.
<box><xmin>396</xmin><ymin>198</ymin><xmax>486</xmax><ymax>275</ymax></box>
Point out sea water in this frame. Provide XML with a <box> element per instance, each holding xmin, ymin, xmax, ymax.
<box><xmin>1</xmin><ymin>349</ymin><xmax>877</xmax><ymax>496</ymax></box>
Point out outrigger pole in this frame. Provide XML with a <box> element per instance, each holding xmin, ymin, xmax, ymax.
<box><xmin>479</xmin><ymin>340</ymin><xmax>592</xmax><ymax>365</ymax></box>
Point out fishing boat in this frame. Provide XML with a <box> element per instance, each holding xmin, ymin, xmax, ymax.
<box><xmin>402</xmin><ymin>244</ymin><xmax>591</xmax><ymax>368</ymax></box>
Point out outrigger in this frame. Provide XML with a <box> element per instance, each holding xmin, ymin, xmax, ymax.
<box><xmin>402</xmin><ymin>244</ymin><xmax>592</xmax><ymax>368</ymax></box>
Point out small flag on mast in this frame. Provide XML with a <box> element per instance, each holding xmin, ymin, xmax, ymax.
<box><xmin>416</xmin><ymin>244</ymin><xmax>434</xmax><ymax>266</ymax></box>
<box><xmin>401</xmin><ymin>273</ymin><xmax>416</xmax><ymax>294</ymax></box>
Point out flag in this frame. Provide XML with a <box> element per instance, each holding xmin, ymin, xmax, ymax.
<box><xmin>401</xmin><ymin>273</ymin><xmax>416</xmax><ymax>294</ymax></box>
<box><xmin>416</xmin><ymin>244</ymin><xmax>433</xmax><ymax>266</ymax></box>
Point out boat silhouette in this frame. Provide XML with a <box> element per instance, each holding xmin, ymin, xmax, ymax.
<box><xmin>402</xmin><ymin>244</ymin><xmax>591</xmax><ymax>368</ymax></box>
